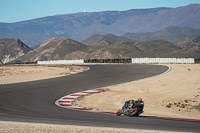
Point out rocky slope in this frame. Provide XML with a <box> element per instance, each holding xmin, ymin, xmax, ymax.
<box><xmin>15</xmin><ymin>38</ymin><xmax>88</xmax><ymax>62</ymax></box>
<box><xmin>175</xmin><ymin>35</ymin><xmax>200</xmax><ymax>48</ymax></box>
<box><xmin>174</xmin><ymin>35</ymin><xmax>200</xmax><ymax>58</ymax></box>
<box><xmin>0</xmin><ymin>38</ymin><xmax>32</xmax><ymax>64</ymax></box>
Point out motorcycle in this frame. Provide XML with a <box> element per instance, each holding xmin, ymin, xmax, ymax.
<box><xmin>116</xmin><ymin>101</ymin><xmax>144</xmax><ymax>117</ymax></box>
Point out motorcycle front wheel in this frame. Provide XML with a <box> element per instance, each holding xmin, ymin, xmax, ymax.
<box><xmin>116</xmin><ymin>110</ymin><xmax>122</xmax><ymax>116</ymax></box>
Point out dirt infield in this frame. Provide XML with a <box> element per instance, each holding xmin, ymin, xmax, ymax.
<box><xmin>0</xmin><ymin>64</ymin><xmax>79</xmax><ymax>84</ymax></box>
<box><xmin>74</xmin><ymin>64</ymin><xmax>200</xmax><ymax>119</ymax></box>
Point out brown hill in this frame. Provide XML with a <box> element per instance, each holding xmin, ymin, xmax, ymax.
<box><xmin>14</xmin><ymin>36</ymin><xmax>200</xmax><ymax>62</ymax></box>
<box><xmin>133</xmin><ymin>40</ymin><xmax>181</xmax><ymax>57</ymax></box>
<box><xmin>93</xmin><ymin>40</ymin><xmax>113</xmax><ymax>46</ymax></box>
<box><xmin>0</xmin><ymin>38</ymin><xmax>31</xmax><ymax>64</ymax></box>
<box><xmin>95</xmin><ymin>40</ymin><xmax>181</xmax><ymax>58</ymax></box>
<box><xmin>15</xmin><ymin>38</ymin><xmax>88</xmax><ymax>62</ymax></box>
<box><xmin>122</xmin><ymin>26</ymin><xmax>200</xmax><ymax>42</ymax></box>
<box><xmin>174</xmin><ymin>35</ymin><xmax>200</xmax><ymax>58</ymax></box>
<box><xmin>15</xmin><ymin>37</ymin><xmax>129</xmax><ymax>61</ymax></box>
<box><xmin>83</xmin><ymin>26</ymin><xmax>200</xmax><ymax>46</ymax></box>
<box><xmin>175</xmin><ymin>35</ymin><xmax>200</xmax><ymax>48</ymax></box>
<box><xmin>17</xmin><ymin>38</ymin><xmax>87</xmax><ymax>61</ymax></box>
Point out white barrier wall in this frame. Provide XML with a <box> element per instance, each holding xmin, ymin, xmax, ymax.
<box><xmin>37</xmin><ymin>58</ymin><xmax>195</xmax><ymax>64</ymax></box>
<box><xmin>132</xmin><ymin>58</ymin><xmax>195</xmax><ymax>64</ymax></box>
<box><xmin>37</xmin><ymin>60</ymin><xmax>84</xmax><ymax>64</ymax></box>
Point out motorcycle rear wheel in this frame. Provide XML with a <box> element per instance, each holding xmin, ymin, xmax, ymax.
<box><xmin>128</xmin><ymin>108</ymin><xmax>139</xmax><ymax>117</ymax></box>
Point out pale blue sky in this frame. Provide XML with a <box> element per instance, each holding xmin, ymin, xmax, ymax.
<box><xmin>1</xmin><ymin>0</ymin><xmax>200</xmax><ymax>23</ymax></box>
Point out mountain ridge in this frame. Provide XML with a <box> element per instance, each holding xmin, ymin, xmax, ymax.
<box><xmin>83</xmin><ymin>26</ymin><xmax>200</xmax><ymax>45</ymax></box>
<box><xmin>12</xmin><ymin>35</ymin><xmax>200</xmax><ymax>63</ymax></box>
<box><xmin>0</xmin><ymin>4</ymin><xmax>200</xmax><ymax>47</ymax></box>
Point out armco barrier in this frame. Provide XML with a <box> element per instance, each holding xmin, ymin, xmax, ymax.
<box><xmin>37</xmin><ymin>60</ymin><xmax>84</xmax><ymax>64</ymax></box>
<box><xmin>131</xmin><ymin>58</ymin><xmax>195</xmax><ymax>64</ymax></box>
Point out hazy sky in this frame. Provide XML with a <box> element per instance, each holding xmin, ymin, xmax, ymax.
<box><xmin>1</xmin><ymin>0</ymin><xmax>200</xmax><ymax>23</ymax></box>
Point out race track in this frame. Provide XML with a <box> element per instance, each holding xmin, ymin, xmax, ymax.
<box><xmin>0</xmin><ymin>64</ymin><xmax>199</xmax><ymax>132</ymax></box>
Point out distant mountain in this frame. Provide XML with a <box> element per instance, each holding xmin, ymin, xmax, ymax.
<box><xmin>0</xmin><ymin>38</ymin><xmax>32</xmax><ymax>64</ymax></box>
<box><xmin>83</xmin><ymin>26</ymin><xmax>200</xmax><ymax>45</ymax></box>
<box><xmin>0</xmin><ymin>4</ymin><xmax>200</xmax><ymax>48</ymax></box>
<box><xmin>122</xmin><ymin>26</ymin><xmax>200</xmax><ymax>42</ymax></box>
<box><xmin>82</xmin><ymin>34</ymin><xmax>131</xmax><ymax>45</ymax></box>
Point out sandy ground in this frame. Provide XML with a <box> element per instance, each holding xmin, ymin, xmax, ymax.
<box><xmin>74</xmin><ymin>64</ymin><xmax>200</xmax><ymax>119</ymax></box>
<box><xmin>0</xmin><ymin>121</ymin><xmax>182</xmax><ymax>133</ymax></box>
<box><xmin>0</xmin><ymin>64</ymin><xmax>79</xmax><ymax>84</ymax></box>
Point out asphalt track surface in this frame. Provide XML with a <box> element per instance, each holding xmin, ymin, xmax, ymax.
<box><xmin>0</xmin><ymin>64</ymin><xmax>199</xmax><ymax>132</ymax></box>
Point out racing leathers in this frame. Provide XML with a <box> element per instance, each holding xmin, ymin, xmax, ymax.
<box><xmin>122</xmin><ymin>100</ymin><xmax>135</xmax><ymax>110</ymax></box>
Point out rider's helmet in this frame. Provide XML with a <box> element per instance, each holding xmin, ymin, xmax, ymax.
<box><xmin>138</xmin><ymin>98</ymin><xmax>142</xmax><ymax>102</ymax></box>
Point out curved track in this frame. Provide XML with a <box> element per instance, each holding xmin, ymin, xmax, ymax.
<box><xmin>0</xmin><ymin>64</ymin><xmax>199</xmax><ymax>132</ymax></box>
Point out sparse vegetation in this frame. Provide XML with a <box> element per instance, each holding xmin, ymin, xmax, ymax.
<box><xmin>184</xmin><ymin>100</ymin><xmax>189</xmax><ymax>103</ymax></box>
<box><xmin>166</xmin><ymin>94</ymin><xmax>200</xmax><ymax>112</ymax></box>
<box><xmin>174</xmin><ymin>101</ymin><xmax>188</xmax><ymax>108</ymax></box>
<box><xmin>192</xmin><ymin>103</ymin><xmax>200</xmax><ymax>111</ymax></box>
<box><xmin>47</xmin><ymin>65</ymin><xmax>78</xmax><ymax>71</ymax></box>
<box><xmin>166</xmin><ymin>103</ymin><xmax>172</xmax><ymax>108</ymax></box>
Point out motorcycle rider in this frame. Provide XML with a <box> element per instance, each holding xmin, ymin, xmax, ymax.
<box><xmin>122</xmin><ymin>98</ymin><xmax>143</xmax><ymax>110</ymax></box>
<box><xmin>122</xmin><ymin>100</ymin><xmax>134</xmax><ymax>110</ymax></box>
<box><xmin>117</xmin><ymin>98</ymin><xmax>144</xmax><ymax>116</ymax></box>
